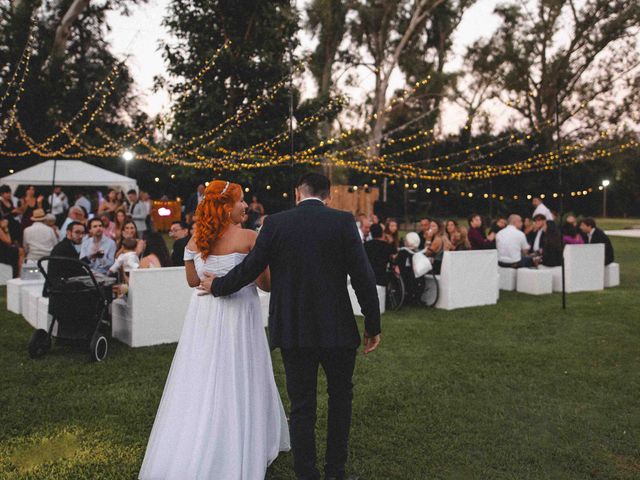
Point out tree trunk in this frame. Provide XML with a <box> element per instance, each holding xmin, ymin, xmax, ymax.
<box><xmin>47</xmin><ymin>0</ymin><xmax>91</xmax><ymax>71</ymax></box>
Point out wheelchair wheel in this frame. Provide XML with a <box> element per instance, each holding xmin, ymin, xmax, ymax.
<box><xmin>420</xmin><ymin>272</ymin><xmax>439</xmax><ymax>308</ymax></box>
<box><xmin>89</xmin><ymin>330</ymin><xmax>108</xmax><ymax>362</ymax></box>
<box><xmin>28</xmin><ymin>329</ymin><xmax>51</xmax><ymax>358</ymax></box>
<box><xmin>386</xmin><ymin>272</ymin><xmax>405</xmax><ymax>311</ymax></box>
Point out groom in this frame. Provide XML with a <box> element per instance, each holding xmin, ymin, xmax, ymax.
<box><xmin>200</xmin><ymin>172</ymin><xmax>381</xmax><ymax>480</ymax></box>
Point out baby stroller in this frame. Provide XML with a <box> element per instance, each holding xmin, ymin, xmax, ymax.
<box><xmin>28</xmin><ymin>256</ymin><xmax>115</xmax><ymax>362</ymax></box>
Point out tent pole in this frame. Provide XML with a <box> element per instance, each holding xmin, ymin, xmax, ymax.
<box><xmin>49</xmin><ymin>159</ymin><xmax>58</xmax><ymax>214</ymax></box>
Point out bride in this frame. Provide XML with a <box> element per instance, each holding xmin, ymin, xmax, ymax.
<box><xmin>139</xmin><ymin>180</ymin><xmax>290</xmax><ymax>480</ymax></box>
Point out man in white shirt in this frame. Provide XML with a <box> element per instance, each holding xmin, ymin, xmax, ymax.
<box><xmin>48</xmin><ymin>187</ymin><xmax>69</xmax><ymax>225</ymax></box>
<box><xmin>127</xmin><ymin>189</ymin><xmax>148</xmax><ymax>234</ymax></box>
<box><xmin>532</xmin><ymin>197</ymin><xmax>554</xmax><ymax>221</ymax></box>
<box><xmin>74</xmin><ymin>191</ymin><xmax>92</xmax><ymax>215</ymax></box>
<box><xmin>23</xmin><ymin>208</ymin><xmax>59</xmax><ymax>262</ymax></box>
<box><xmin>358</xmin><ymin>215</ymin><xmax>372</xmax><ymax>243</ymax></box>
<box><xmin>496</xmin><ymin>214</ymin><xmax>534</xmax><ymax>268</ymax></box>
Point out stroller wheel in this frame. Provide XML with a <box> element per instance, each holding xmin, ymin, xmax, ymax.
<box><xmin>28</xmin><ymin>329</ymin><xmax>51</xmax><ymax>358</ymax></box>
<box><xmin>89</xmin><ymin>331</ymin><xmax>108</xmax><ymax>362</ymax></box>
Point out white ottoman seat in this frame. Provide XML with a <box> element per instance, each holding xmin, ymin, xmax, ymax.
<box><xmin>498</xmin><ymin>267</ymin><xmax>517</xmax><ymax>291</ymax></box>
<box><xmin>516</xmin><ymin>268</ymin><xmax>553</xmax><ymax>295</ymax></box>
<box><xmin>604</xmin><ymin>263</ymin><xmax>620</xmax><ymax>288</ymax></box>
<box><xmin>538</xmin><ymin>266</ymin><xmax>563</xmax><ymax>292</ymax></box>
<box><xmin>0</xmin><ymin>263</ymin><xmax>13</xmax><ymax>286</ymax></box>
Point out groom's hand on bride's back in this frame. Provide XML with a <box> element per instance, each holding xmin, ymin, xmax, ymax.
<box><xmin>363</xmin><ymin>332</ymin><xmax>381</xmax><ymax>354</ymax></box>
<box><xmin>197</xmin><ymin>271</ymin><xmax>217</xmax><ymax>295</ymax></box>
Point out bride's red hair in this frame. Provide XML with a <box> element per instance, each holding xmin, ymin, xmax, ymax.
<box><xmin>195</xmin><ymin>180</ymin><xmax>242</xmax><ymax>260</ymax></box>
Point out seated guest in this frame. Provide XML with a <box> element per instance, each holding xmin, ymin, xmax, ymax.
<box><xmin>565</xmin><ymin>214</ymin><xmax>578</xmax><ymax>227</ymax></box>
<box><xmin>496</xmin><ymin>214</ymin><xmax>534</xmax><ymax>268</ymax></box>
<box><xmin>47</xmin><ymin>221</ymin><xmax>87</xmax><ymax>282</ymax></box>
<box><xmin>169</xmin><ymin>220</ymin><xmax>191</xmax><ymax>267</ymax></box>
<box><xmin>44</xmin><ymin>213</ymin><xmax>60</xmax><ymax>241</ymax></box>
<box><xmin>418</xmin><ymin>218</ymin><xmax>431</xmax><ymax>250</ymax></box>
<box><xmin>394</xmin><ymin>232</ymin><xmax>423</xmax><ymax>301</ymax></box>
<box><xmin>451</xmin><ymin>226</ymin><xmax>471</xmax><ymax>251</ymax></box>
<box><xmin>425</xmin><ymin>219</ymin><xmax>451</xmax><ymax>274</ymax></box>
<box><xmin>579</xmin><ymin>218</ymin><xmax>614</xmax><ymax>265</ymax></box>
<box><xmin>0</xmin><ymin>218</ymin><xmax>23</xmax><ymax>278</ymax></box>
<box><xmin>490</xmin><ymin>215</ymin><xmax>507</xmax><ymax>234</ymax></box>
<box><xmin>528</xmin><ymin>214</ymin><xmax>547</xmax><ymax>254</ymax></box>
<box><xmin>60</xmin><ymin>206</ymin><xmax>86</xmax><ymax>233</ymax></box>
<box><xmin>23</xmin><ymin>208</ymin><xmax>58</xmax><ymax>263</ymax></box>
<box><xmin>541</xmin><ymin>221</ymin><xmax>563</xmax><ymax>267</ymax></box>
<box><xmin>80</xmin><ymin>218</ymin><xmax>116</xmax><ymax>274</ymax></box>
<box><xmin>117</xmin><ymin>220</ymin><xmax>145</xmax><ymax>258</ymax></box>
<box><xmin>140</xmin><ymin>231</ymin><xmax>172</xmax><ymax>268</ymax></box>
<box><xmin>100</xmin><ymin>212</ymin><xmax>117</xmax><ymax>240</ymax></box>
<box><xmin>523</xmin><ymin>217</ymin><xmax>534</xmax><ymax>236</ymax></box>
<box><xmin>364</xmin><ymin>223</ymin><xmax>397</xmax><ymax>286</ymax></box>
<box><xmin>445</xmin><ymin>219</ymin><xmax>459</xmax><ymax>244</ymax></box>
<box><xmin>108</xmin><ymin>237</ymin><xmax>140</xmax><ymax>281</ymax></box>
<box><xmin>467</xmin><ymin>214</ymin><xmax>495</xmax><ymax>249</ymax></box>
<box><xmin>561</xmin><ymin>222</ymin><xmax>584</xmax><ymax>244</ymax></box>
<box><xmin>1</xmin><ymin>184</ymin><xmax>22</xmax><ymax>243</ymax></box>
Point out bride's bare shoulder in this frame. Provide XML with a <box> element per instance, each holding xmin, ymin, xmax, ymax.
<box><xmin>186</xmin><ymin>235</ymin><xmax>198</xmax><ymax>251</ymax></box>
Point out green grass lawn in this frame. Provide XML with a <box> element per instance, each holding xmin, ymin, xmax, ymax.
<box><xmin>1</xmin><ymin>237</ymin><xmax>639</xmax><ymax>479</ymax></box>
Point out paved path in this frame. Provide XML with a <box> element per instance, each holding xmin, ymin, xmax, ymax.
<box><xmin>605</xmin><ymin>229</ymin><xmax>640</xmax><ymax>238</ymax></box>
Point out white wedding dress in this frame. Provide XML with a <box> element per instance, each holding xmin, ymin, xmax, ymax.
<box><xmin>139</xmin><ymin>251</ymin><xmax>290</xmax><ymax>480</ymax></box>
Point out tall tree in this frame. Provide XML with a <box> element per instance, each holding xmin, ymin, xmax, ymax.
<box><xmin>472</xmin><ymin>0</ymin><xmax>640</xmax><ymax>150</ymax></box>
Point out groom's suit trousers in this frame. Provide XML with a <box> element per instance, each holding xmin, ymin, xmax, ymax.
<box><xmin>281</xmin><ymin>347</ymin><xmax>357</xmax><ymax>480</ymax></box>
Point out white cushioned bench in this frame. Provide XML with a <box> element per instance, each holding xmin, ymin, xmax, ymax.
<box><xmin>498</xmin><ymin>267</ymin><xmax>517</xmax><ymax>291</ymax></box>
<box><xmin>6</xmin><ymin>277</ymin><xmax>45</xmax><ymax>315</ymax></box>
<box><xmin>539</xmin><ymin>244</ymin><xmax>605</xmax><ymax>292</ymax></box>
<box><xmin>0</xmin><ymin>263</ymin><xmax>13</xmax><ymax>285</ymax></box>
<box><xmin>435</xmin><ymin>250</ymin><xmax>499</xmax><ymax>310</ymax></box>
<box><xmin>604</xmin><ymin>262</ymin><xmax>620</xmax><ymax>288</ymax></box>
<box><xmin>516</xmin><ymin>268</ymin><xmax>552</xmax><ymax>295</ymax></box>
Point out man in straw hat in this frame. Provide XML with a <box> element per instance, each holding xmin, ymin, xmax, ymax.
<box><xmin>23</xmin><ymin>208</ymin><xmax>58</xmax><ymax>263</ymax></box>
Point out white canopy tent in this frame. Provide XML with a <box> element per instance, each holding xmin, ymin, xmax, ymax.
<box><xmin>0</xmin><ymin>160</ymin><xmax>137</xmax><ymax>193</ymax></box>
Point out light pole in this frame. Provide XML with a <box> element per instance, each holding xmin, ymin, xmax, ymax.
<box><xmin>122</xmin><ymin>150</ymin><xmax>135</xmax><ymax>177</ymax></box>
<box><xmin>601</xmin><ymin>179</ymin><xmax>610</xmax><ymax>217</ymax></box>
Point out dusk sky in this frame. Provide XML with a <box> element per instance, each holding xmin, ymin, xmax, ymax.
<box><xmin>105</xmin><ymin>0</ymin><xmax>506</xmax><ymax>134</ymax></box>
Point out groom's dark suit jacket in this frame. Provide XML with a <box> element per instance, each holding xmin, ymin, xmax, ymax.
<box><xmin>211</xmin><ymin>199</ymin><xmax>381</xmax><ymax>349</ymax></box>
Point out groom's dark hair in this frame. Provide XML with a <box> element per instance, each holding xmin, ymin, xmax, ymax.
<box><xmin>296</xmin><ymin>172</ymin><xmax>331</xmax><ymax>199</ymax></box>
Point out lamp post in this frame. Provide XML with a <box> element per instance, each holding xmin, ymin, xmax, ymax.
<box><xmin>122</xmin><ymin>150</ymin><xmax>135</xmax><ymax>177</ymax></box>
<box><xmin>601</xmin><ymin>179</ymin><xmax>610</xmax><ymax>217</ymax></box>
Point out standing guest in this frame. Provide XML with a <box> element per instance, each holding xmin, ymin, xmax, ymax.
<box><xmin>0</xmin><ymin>184</ymin><xmax>21</xmax><ymax>243</ymax></box>
<box><xmin>98</xmin><ymin>189</ymin><xmax>119</xmax><ymax>215</ymax></box>
<box><xmin>467</xmin><ymin>214</ymin><xmax>495</xmax><ymax>249</ymax></box>
<box><xmin>529</xmin><ymin>214</ymin><xmax>547</xmax><ymax>254</ymax></box>
<box><xmin>117</xmin><ymin>220</ymin><xmax>146</xmax><ymax>258</ymax></box>
<box><xmin>79</xmin><ymin>218</ymin><xmax>116</xmax><ymax>274</ymax></box>
<box><xmin>169</xmin><ymin>220</ymin><xmax>191</xmax><ymax>267</ymax></box>
<box><xmin>418</xmin><ymin>218</ymin><xmax>431</xmax><ymax>250</ymax></box>
<box><xmin>47</xmin><ymin>222</ymin><xmax>87</xmax><ymax>281</ymax></box>
<box><xmin>451</xmin><ymin>226</ymin><xmax>471</xmax><ymax>251</ymax></box>
<box><xmin>23</xmin><ymin>208</ymin><xmax>58</xmax><ymax>263</ymax></box>
<box><xmin>579</xmin><ymin>218</ymin><xmax>614</xmax><ymax>265</ymax></box>
<box><xmin>140</xmin><ymin>231</ymin><xmax>172</xmax><ymax>268</ymax></box>
<box><xmin>245</xmin><ymin>195</ymin><xmax>265</xmax><ymax>230</ymax></box>
<box><xmin>532</xmin><ymin>197</ymin><xmax>554</xmax><ymax>221</ymax></box>
<box><xmin>113</xmin><ymin>209</ymin><xmax>128</xmax><ymax>242</ymax></box>
<box><xmin>358</xmin><ymin>215</ymin><xmax>372</xmax><ymax>243</ymax></box>
<box><xmin>0</xmin><ymin>218</ymin><xmax>23</xmax><ymax>278</ymax></box>
<box><xmin>185</xmin><ymin>184</ymin><xmax>205</xmax><ymax>222</ymax></box>
<box><xmin>364</xmin><ymin>223</ymin><xmax>397</xmax><ymax>286</ymax></box>
<box><xmin>60</xmin><ymin>206</ymin><xmax>86</xmax><ymax>233</ymax></box>
<box><xmin>371</xmin><ymin>213</ymin><xmax>380</xmax><ymax>225</ymax></box>
<box><xmin>561</xmin><ymin>222</ymin><xmax>584</xmax><ymax>245</ymax></box>
<box><xmin>541</xmin><ymin>221</ymin><xmax>563</xmax><ymax>267</ymax></box>
<box><xmin>496</xmin><ymin>214</ymin><xmax>534</xmax><ymax>268</ymax></box>
<box><xmin>384</xmin><ymin>217</ymin><xmax>400</xmax><ymax>248</ymax></box>
<box><xmin>127</xmin><ymin>189</ymin><xmax>148</xmax><ymax>234</ymax></box>
<box><xmin>139</xmin><ymin>190</ymin><xmax>153</xmax><ymax>231</ymax></box>
<box><xmin>74</xmin><ymin>191</ymin><xmax>92</xmax><ymax>215</ymax></box>
<box><xmin>48</xmin><ymin>186</ymin><xmax>69</xmax><ymax>226</ymax></box>
<box><xmin>100</xmin><ymin>213</ymin><xmax>117</xmax><ymax>240</ymax></box>
<box><xmin>19</xmin><ymin>185</ymin><xmax>45</xmax><ymax>231</ymax></box>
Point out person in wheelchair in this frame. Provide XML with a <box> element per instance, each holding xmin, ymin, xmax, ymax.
<box><xmin>394</xmin><ymin>232</ymin><xmax>425</xmax><ymax>303</ymax></box>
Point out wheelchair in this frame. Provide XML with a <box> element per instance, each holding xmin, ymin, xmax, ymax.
<box><xmin>28</xmin><ymin>256</ymin><xmax>115</xmax><ymax>362</ymax></box>
<box><xmin>386</xmin><ymin>261</ymin><xmax>439</xmax><ymax>311</ymax></box>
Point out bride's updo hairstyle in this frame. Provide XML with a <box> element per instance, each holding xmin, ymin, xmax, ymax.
<box><xmin>195</xmin><ymin>180</ymin><xmax>242</xmax><ymax>259</ymax></box>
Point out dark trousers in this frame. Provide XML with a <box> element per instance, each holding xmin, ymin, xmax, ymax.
<box><xmin>280</xmin><ymin>347</ymin><xmax>357</xmax><ymax>480</ymax></box>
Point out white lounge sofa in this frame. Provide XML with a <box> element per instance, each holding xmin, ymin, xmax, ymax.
<box><xmin>0</xmin><ymin>263</ymin><xmax>12</xmax><ymax>286</ymax></box>
<box><xmin>435</xmin><ymin>250</ymin><xmax>499</xmax><ymax>310</ymax></box>
<box><xmin>347</xmin><ymin>281</ymin><xmax>386</xmax><ymax>317</ymax></box>
<box><xmin>6</xmin><ymin>277</ymin><xmax>45</xmax><ymax>315</ymax></box>
<box><xmin>539</xmin><ymin>244</ymin><xmax>605</xmax><ymax>293</ymax></box>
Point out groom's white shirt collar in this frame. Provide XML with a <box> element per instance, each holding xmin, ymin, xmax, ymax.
<box><xmin>298</xmin><ymin>197</ymin><xmax>324</xmax><ymax>205</ymax></box>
